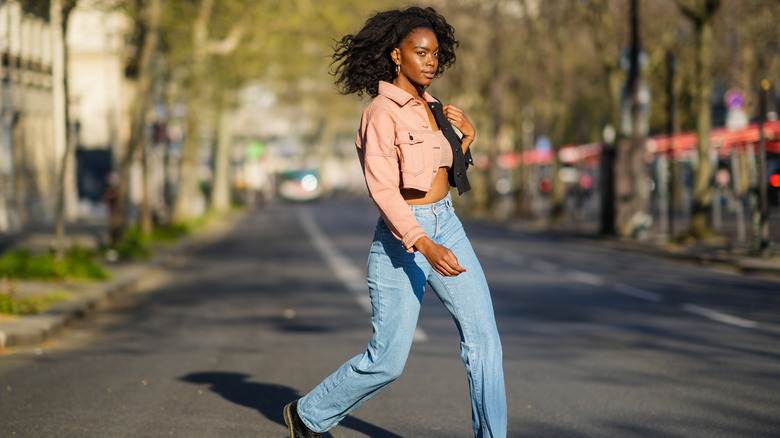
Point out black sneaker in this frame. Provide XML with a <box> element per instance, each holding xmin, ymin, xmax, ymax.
<box><xmin>283</xmin><ymin>400</ymin><xmax>322</xmax><ymax>438</ymax></box>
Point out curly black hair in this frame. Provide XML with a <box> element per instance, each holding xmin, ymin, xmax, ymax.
<box><xmin>331</xmin><ymin>6</ymin><xmax>458</xmax><ymax>98</ymax></box>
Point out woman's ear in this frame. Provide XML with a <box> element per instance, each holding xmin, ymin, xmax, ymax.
<box><xmin>391</xmin><ymin>47</ymin><xmax>400</xmax><ymax>66</ymax></box>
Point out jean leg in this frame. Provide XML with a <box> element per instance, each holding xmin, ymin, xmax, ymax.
<box><xmin>297</xmin><ymin>229</ymin><xmax>429</xmax><ymax>433</ymax></box>
<box><xmin>427</xmin><ymin>214</ymin><xmax>507</xmax><ymax>438</ymax></box>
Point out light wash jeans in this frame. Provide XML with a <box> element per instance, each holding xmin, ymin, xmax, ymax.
<box><xmin>297</xmin><ymin>194</ymin><xmax>507</xmax><ymax>437</ymax></box>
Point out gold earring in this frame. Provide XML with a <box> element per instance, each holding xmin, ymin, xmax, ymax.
<box><xmin>396</xmin><ymin>64</ymin><xmax>400</xmax><ymax>74</ymax></box>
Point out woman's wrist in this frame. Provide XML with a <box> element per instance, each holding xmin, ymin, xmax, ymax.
<box><xmin>413</xmin><ymin>236</ymin><xmax>434</xmax><ymax>253</ymax></box>
<box><xmin>461</xmin><ymin>134</ymin><xmax>474</xmax><ymax>151</ymax></box>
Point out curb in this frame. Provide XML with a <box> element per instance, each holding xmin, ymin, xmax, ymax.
<box><xmin>0</xmin><ymin>211</ymin><xmax>245</xmax><ymax>353</ymax></box>
<box><xmin>495</xmin><ymin>220</ymin><xmax>780</xmax><ymax>279</ymax></box>
<box><xmin>591</xmin><ymin>238</ymin><xmax>780</xmax><ymax>278</ymax></box>
<box><xmin>0</xmin><ymin>265</ymin><xmax>151</xmax><ymax>351</ymax></box>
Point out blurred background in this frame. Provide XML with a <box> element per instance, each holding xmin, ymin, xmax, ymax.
<box><xmin>0</xmin><ymin>0</ymin><xmax>778</xmax><ymax>254</ymax></box>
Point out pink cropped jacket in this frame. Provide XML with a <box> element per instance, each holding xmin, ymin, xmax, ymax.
<box><xmin>355</xmin><ymin>81</ymin><xmax>473</xmax><ymax>252</ymax></box>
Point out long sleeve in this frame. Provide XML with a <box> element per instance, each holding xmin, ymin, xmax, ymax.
<box><xmin>357</xmin><ymin>107</ymin><xmax>427</xmax><ymax>252</ymax></box>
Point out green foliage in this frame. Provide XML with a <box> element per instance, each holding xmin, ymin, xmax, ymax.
<box><xmin>110</xmin><ymin>226</ymin><xmax>154</xmax><ymax>260</ymax></box>
<box><xmin>0</xmin><ymin>247</ymin><xmax>111</xmax><ymax>281</ymax></box>
<box><xmin>61</xmin><ymin>247</ymin><xmax>112</xmax><ymax>280</ymax></box>
<box><xmin>109</xmin><ymin>222</ymin><xmax>192</xmax><ymax>261</ymax></box>
<box><xmin>149</xmin><ymin>222</ymin><xmax>191</xmax><ymax>244</ymax></box>
<box><xmin>0</xmin><ymin>290</ymin><xmax>72</xmax><ymax>316</ymax></box>
<box><xmin>0</xmin><ymin>292</ymin><xmax>16</xmax><ymax>314</ymax></box>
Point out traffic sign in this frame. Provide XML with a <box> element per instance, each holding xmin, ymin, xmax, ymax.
<box><xmin>725</xmin><ymin>88</ymin><xmax>745</xmax><ymax>111</ymax></box>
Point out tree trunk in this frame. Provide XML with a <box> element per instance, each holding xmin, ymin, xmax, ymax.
<box><xmin>210</xmin><ymin>98</ymin><xmax>234</xmax><ymax>213</ymax></box>
<box><xmin>172</xmin><ymin>0</ymin><xmax>214</xmax><ymax>223</ymax></box>
<box><xmin>615</xmin><ymin>0</ymin><xmax>651</xmax><ymax>238</ymax></box>
<box><xmin>688</xmin><ymin>13</ymin><xmax>716</xmax><ymax>239</ymax></box>
<box><xmin>485</xmin><ymin>7</ymin><xmax>504</xmax><ymax>217</ymax></box>
<box><xmin>140</xmin><ymin>128</ymin><xmax>153</xmax><ymax>234</ymax></box>
<box><xmin>52</xmin><ymin>0</ymin><xmax>74</xmax><ymax>259</ymax></box>
<box><xmin>549</xmin><ymin>100</ymin><xmax>568</xmax><ymax>224</ymax></box>
<box><xmin>675</xmin><ymin>0</ymin><xmax>721</xmax><ymax>240</ymax></box>
<box><xmin>111</xmin><ymin>0</ymin><xmax>162</xmax><ymax>244</ymax></box>
<box><xmin>577</xmin><ymin>0</ymin><xmax>622</xmax><ymax>233</ymax></box>
<box><xmin>513</xmin><ymin>106</ymin><xmax>534</xmax><ymax>218</ymax></box>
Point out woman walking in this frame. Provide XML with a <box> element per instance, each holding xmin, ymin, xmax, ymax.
<box><xmin>284</xmin><ymin>6</ymin><xmax>507</xmax><ymax>437</ymax></box>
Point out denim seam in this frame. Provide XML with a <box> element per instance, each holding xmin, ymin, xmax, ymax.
<box><xmin>301</xmin><ymin>362</ymin><xmax>354</xmax><ymax>417</ymax></box>
<box><xmin>302</xmin><ymin>252</ymin><xmax>385</xmax><ymax>431</ymax></box>
<box><xmin>434</xmin><ymin>210</ymin><xmax>440</xmax><ymax>239</ymax></box>
<box><xmin>375</xmin><ymin>253</ymin><xmax>385</xmax><ymax>350</ymax></box>
<box><xmin>433</xmin><ymin>256</ymin><xmax>486</xmax><ymax>432</ymax></box>
<box><xmin>298</xmin><ymin>405</ymin><xmax>327</xmax><ymax>434</ymax></box>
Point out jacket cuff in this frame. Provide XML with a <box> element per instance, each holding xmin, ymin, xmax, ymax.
<box><xmin>402</xmin><ymin>228</ymin><xmax>428</xmax><ymax>253</ymax></box>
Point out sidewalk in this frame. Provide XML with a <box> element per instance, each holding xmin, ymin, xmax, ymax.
<box><xmin>499</xmin><ymin>216</ymin><xmax>780</xmax><ymax>278</ymax></box>
<box><xmin>0</xmin><ymin>213</ymin><xmax>243</xmax><ymax>353</ymax></box>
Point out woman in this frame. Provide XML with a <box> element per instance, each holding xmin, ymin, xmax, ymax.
<box><xmin>284</xmin><ymin>6</ymin><xmax>507</xmax><ymax>438</ymax></box>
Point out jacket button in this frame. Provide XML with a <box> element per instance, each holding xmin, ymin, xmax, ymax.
<box><xmin>409</xmin><ymin>134</ymin><xmax>414</xmax><ymax>140</ymax></box>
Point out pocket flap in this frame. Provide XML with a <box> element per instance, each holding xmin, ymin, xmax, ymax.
<box><xmin>394</xmin><ymin>129</ymin><xmax>425</xmax><ymax>146</ymax></box>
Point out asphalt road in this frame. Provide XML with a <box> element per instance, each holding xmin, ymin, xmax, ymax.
<box><xmin>1</xmin><ymin>197</ymin><xmax>779</xmax><ymax>437</ymax></box>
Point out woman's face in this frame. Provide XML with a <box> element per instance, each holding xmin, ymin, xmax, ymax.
<box><xmin>392</xmin><ymin>28</ymin><xmax>439</xmax><ymax>90</ymax></box>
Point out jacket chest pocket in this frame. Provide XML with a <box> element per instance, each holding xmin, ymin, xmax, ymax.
<box><xmin>395</xmin><ymin>129</ymin><xmax>427</xmax><ymax>177</ymax></box>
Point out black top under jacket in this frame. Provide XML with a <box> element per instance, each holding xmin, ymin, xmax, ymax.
<box><xmin>427</xmin><ymin>98</ymin><xmax>474</xmax><ymax>195</ymax></box>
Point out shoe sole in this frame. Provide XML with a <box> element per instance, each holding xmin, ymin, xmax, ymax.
<box><xmin>283</xmin><ymin>402</ymin><xmax>295</xmax><ymax>438</ymax></box>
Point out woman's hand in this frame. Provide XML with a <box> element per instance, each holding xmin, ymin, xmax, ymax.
<box><xmin>443</xmin><ymin>104</ymin><xmax>476</xmax><ymax>151</ymax></box>
<box><xmin>414</xmin><ymin>236</ymin><xmax>466</xmax><ymax>277</ymax></box>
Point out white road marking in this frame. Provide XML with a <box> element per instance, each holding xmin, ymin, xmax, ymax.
<box><xmin>299</xmin><ymin>209</ymin><xmax>428</xmax><ymax>342</ymax></box>
<box><xmin>613</xmin><ymin>283</ymin><xmax>664</xmax><ymax>303</ymax></box>
<box><xmin>680</xmin><ymin>304</ymin><xmax>759</xmax><ymax>329</ymax></box>
<box><xmin>503</xmin><ymin>252</ymin><xmax>528</xmax><ymax>264</ymax></box>
<box><xmin>566</xmin><ymin>270</ymin><xmax>606</xmax><ymax>286</ymax></box>
<box><xmin>476</xmin><ymin>245</ymin><xmax>759</xmax><ymax>331</ymax></box>
<box><xmin>531</xmin><ymin>260</ymin><xmax>558</xmax><ymax>274</ymax></box>
<box><xmin>475</xmin><ymin>245</ymin><xmax>504</xmax><ymax>258</ymax></box>
<box><xmin>299</xmin><ymin>211</ymin><xmax>366</xmax><ymax>297</ymax></box>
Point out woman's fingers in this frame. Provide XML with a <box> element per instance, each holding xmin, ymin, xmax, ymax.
<box><xmin>435</xmin><ymin>264</ymin><xmax>456</xmax><ymax>277</ymax></box>
<box><xmin>443</xmin><ymin>105</ymin><xmax>462</xmax><ymax>123</ymax></box>
<box><xmin>434</xmin><ymin>250</ymin><xmax>465</xmax><ymax>277</ymax></box>
<box><xmin>418</xmin><ymin>239</ymin><xmax>465</xmax><ymax>277</ymax></box>
<box><xmin>442</xmin><ymin>104</ymin><xmax>475</xmax><ymax>139</ymax></box>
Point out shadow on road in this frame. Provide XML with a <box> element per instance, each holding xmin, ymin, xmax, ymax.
<box><xmin>180</xmin><ymin>371</ymin><xmax>404</xmax><ymax>438</ymax></box>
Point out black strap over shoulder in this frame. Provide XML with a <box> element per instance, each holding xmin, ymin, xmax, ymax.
<box><xmin>427</xmin><ymin>97</ymin><xmax>473</xmax><ymax>195</ymax></box>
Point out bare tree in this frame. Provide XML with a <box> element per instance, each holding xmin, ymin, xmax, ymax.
<box><xmin>209</xmin><ymin>88</ymin><xmax>236</xmax><ymax>213</ymax></box>
<box><xmin>51</xmin><ymin>0</ymin><xmax>78</xmax><ymax>260</ymax></box>
<box><xmin>615</xmin><ymin>0</ymin><xmax>652</xmax><ymax>237</ymax></box>
<box><xmin>577</xmin><ymin>0</ymin><xmax>625</xmax><ymax>235</ymax></box>
<box><xmin>675</xmin><ymin>0</ymin><xmax>722</xmax><ymax>240</ymax></box>
<box><xmin>111</xmin><ymin>0</ymin><xmax>162</xmax><ymax>245</ymax></box>
<box><xmin>169</xmin><ymin>0</ymin><xmax>250</xmax><ymax>223</ymax></box>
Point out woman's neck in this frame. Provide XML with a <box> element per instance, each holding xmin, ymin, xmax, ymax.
<box><xmin>392</xmin><ymin>77</ymin><xmax>426</xmax><ymax>100</ymax></box>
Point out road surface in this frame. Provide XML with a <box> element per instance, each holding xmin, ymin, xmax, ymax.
<box><xmin>2</xmin><ymin>197</ymin><xmax>779</xmax><ymax>437</ymax></box>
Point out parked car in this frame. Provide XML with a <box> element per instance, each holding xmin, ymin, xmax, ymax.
<box><xmin>277</xmin><ymin>169</ymin><xmax>322</xmax><ymax>202</ymax></box>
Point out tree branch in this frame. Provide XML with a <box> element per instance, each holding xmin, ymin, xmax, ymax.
<box><xmin>675</xmin><ymin>0</ymin><xmax>702</xmax><ymax>24</ymax></box>
<box><xmin>705</xmin><ymin>0</ymin><xmax>722</xmax><ymax>16</ymax></box>
<box><xmin>206</xmin><ymin>18</ymin><xmax>248</xmax><ymax>55</ymax></box>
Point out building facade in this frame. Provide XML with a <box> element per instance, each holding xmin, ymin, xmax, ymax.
<box><xmin>0</xmin><ymin>0</ymin><xmax>132</xmax><ymax>234</ymax></box>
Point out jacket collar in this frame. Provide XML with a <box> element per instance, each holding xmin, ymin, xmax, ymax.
<box><xmin>378</xmin><ymin>81</ymin><xmax>434</xmax><ymax>107</ymax></box>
